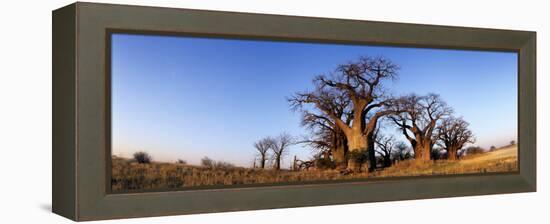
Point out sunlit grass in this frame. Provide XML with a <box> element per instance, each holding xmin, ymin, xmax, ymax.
<box><xmin>111</xmin><ymin>145</ymin><xmax>518</xmax><ymax>192</ymax></box>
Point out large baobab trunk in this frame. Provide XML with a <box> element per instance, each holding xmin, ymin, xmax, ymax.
<box><xmin>331</xmin><ymin>127</ymin><xmax>348</xmax><ymax>169</ymax></box>
<box><xmin>347</xmin><ymin>111</ymin><xmax>391</xmax><ymax>172</ymax></box>
<box><xmin>347</xmin><ymin>133</ymin><xmax>367</xmax><ymax>152</ymax></box>
<box><xmin>344</xmin><ymin>128</ymin><xmax>368</xmax><ymax>172</ymax></box>
<box><xmin>344</xmin><ymin>104</ymin><xmax>371</xmax><ymax>172</ymax></box>
<box><xmin>447</xmin><ymin>147</ymin><xmax>458</xmax><ymax>160</ymax></box>
<box><xmin>414</xmin><ymin>141</ymin><xmax>432</xmax><ymax>162</ymax></box>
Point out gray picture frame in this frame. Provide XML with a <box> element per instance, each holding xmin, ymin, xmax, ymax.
<box><xmin>52</xmin><ymin>2</ymin><xmax>536</xmax><ymax>221</ymax></box>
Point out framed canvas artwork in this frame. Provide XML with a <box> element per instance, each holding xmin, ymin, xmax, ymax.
<box><xmin>52</xmin><ymin>2</ymin><xmax>536</xmax><ymax>221</ymax></box>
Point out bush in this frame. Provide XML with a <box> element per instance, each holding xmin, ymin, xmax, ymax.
<box><xmin>201</xmin><ymin>157</ymin><xmax>214</xmax><ymax>168</ymax></box>
<box><xmin>431</xmin><ymin>149</ymin><xmax>446</xmax><ymax>160</ymax></box>
<box><xmin>176</xmin><ymin>159</ymin><xmax>187</xmax><ymax>165</ymax></box>
<box><xmin>465</xmin><ymin>146</ymin><xmax>485</xmax><ymax>155</ymax></box>
<box><xmin>347</xmin><ymin>150</ymin><xmax>368</xmax><ymax>164</ymax></box>
<box><xmin>201</xmin><ymin>157</ymin><xmax>235</xmax><ymax>169</ymax></box>
<box><xmin>133</xmin><ymin>151</ymin><xmax>152</xmax><ymax>164</ymax></box>
<box><xmin>315</xmin><ymin>158</ymin><xmax>336</xmax><ymax>170</ymax></box>
<box><xmin>215</xmin><ymin>161</ymin><xmax>235</xmax><ymax>169</ymax></box>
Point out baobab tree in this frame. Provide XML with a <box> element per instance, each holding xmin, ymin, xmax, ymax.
<box><xmin>269</xmin><ymin>133</ymin><xmax>295</xmax><ymax>170</ymax></box>
<box><xmin>300</xmin><ymin>121</ymin><xmax>349</xmax><ymax>169</ymax></box>
<box><xmin>293</xmin><ymin>89</ymin><xmax>352</xmax><ymax>169</ymax></box>
<box><xmin>390</xmin><ymin>93</ymin><xmax>452</xmax><ymax>162</ymax></box>
<box><xmin>253</xmin><ymin>137</ymin><xmax>272</xmax><ymax>169</ymax></box>
<box><xmin>289</xmin><ymin>56</ymin><xmax>399</xmax><ymax>172</ymax></box>
<box><xmin>436</xmin><ymin>116</ymin><xmax>475</xmax><ymax>160</ymax></box>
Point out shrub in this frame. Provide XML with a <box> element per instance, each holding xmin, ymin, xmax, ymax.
<box><xmin>348</xmin><ymin>150</ymin><xmax>368</xmax><ymax>164</ymax></box>
<box><xmin>215</xmin><ymin>161</ymin><xmax>235</xmax><ymax>169</ymax></box>
<box><xmin>431</xmin><ymin>149</ymin><xmax>446</xmax><ymax>160</ymax></box>
<box><xmin>201</xmin><ymin>157</ymin><xmax>235</xmax><ymax>169</ymax></box>
<box><xmin>176</xmin><ymin>159</ymin><xmax>187</xmax><ymax>165</ymax></box>
<box><xmin>201</xmin><ymin>157</ymin><xmax>214</xmax><ymax>168</ymax></box>
<box><xmin>133</xmin><ymin>151</ymin><xmax>152</xmax><ymax>164</ymax></box>
<box><xmin>465</xmin><ymin>146</ymin><xmax>485</xmax><ymax>155</ymax></box>
<box><xmin>314</xmin><ymin>157</ymin><xmax>336</xmax><ymax>170</ymax></box>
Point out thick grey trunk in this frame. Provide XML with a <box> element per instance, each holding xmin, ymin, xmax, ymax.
<box><xmin>414</xmin><ymin>141</ymin><xmax>432</xmax><ymax>162</ymax></box>
<box><xmin>447</xmin><ymin>147</ymin><xmax>458</xmax><ymax>160</ymax></box>
<box><xmin>348</xmin><ymin>132</ymin><xmax>367</xmax><ymax>152</ymax></box>
<box><xmin>346</xmin><ymin>131</ymin><xmax>368</xmax><ymax>172</ymax></box>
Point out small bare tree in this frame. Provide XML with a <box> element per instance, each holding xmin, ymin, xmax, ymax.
<box><xmin>253</xmin><ymin>137</ymin><xmax>272</xmax><ymax>169</ymax></box>
<box><xmin>291</xmin><ymin>89</ymin><xmax>353</xmax><ymax>169</ymax></box>
<box><xmin>436</xmin><ymin>116</ymin><xmax>475</xmax><ymax>160</ymax></box>
<box><xmin>269</xmin><ymin>133</ymin><xmax>295</xmax><ymax>170</ymax></box>
<box><xmin>374</xmin><ymin>134</ymin><xmax>396</xmax><ymax>168</ymax></box>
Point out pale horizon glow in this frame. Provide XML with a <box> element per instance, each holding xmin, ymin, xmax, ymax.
<box><xmin>111</xmin><ymin>33</ymin><xmax>518</xmax><ymax>167</ymax></box>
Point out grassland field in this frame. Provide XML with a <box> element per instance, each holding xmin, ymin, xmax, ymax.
<box><xmin>111</xmin><ymin>145</ymin><xmax>518</xmax><ymax>192</ymax></box>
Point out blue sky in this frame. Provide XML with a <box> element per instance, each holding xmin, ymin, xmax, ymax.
<box><xmin>111</xmin><ymin>33</ymin><xmax>517</xmax><ymax>167</ymax></box>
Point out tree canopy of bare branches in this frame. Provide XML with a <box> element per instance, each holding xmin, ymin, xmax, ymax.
<box><xmin>436</xmin><ymin>116</ymin><xmax>475</xmax><ymax>160</ymax></box>
<box><xmin>374</xmin><ymin>133</ymin><xmax>396</xmax><ymax>168</ymax></box>
<box><xmin>390</xmin><ymin>93</ymin><xmax>452</xmax><ymax>161</ymax></box>
<box><xmin>289</xmin><ymin>56</ymin><xmax>400</xmax><ymax>172</ymax></box>
<box><xmin>269</xmin><ymin>133</ymin><xmax>295</xmax><ymax>170</ymax></box>
<box><xmin>293</xmin><ymin>89</ymin><xmax>352</xmax><ymax>168</ymax></box>
<box><xmin>253</xmin><ymin>137</ymin><xmax>272</xmax><ymax>169</ymax></box>
<box><xmin>283</xmin><ymin>55</ymin><xmax>478</xmax><ymax>172</ymax></box>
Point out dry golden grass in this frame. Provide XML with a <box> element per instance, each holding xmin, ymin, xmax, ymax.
<box><xmin>372</xmin><ymin>145</ymin><xmax>518</xmax><ymax>177</ymax></box>
<box><xmin>111</xmin><ymin>159</ymin><xmax>371</xmax><ymax>192</ymax></box>
<box><xmin>111</xmin><ymin>145</ymin><xmax>518</xmax><ymax>192</ymax></box>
